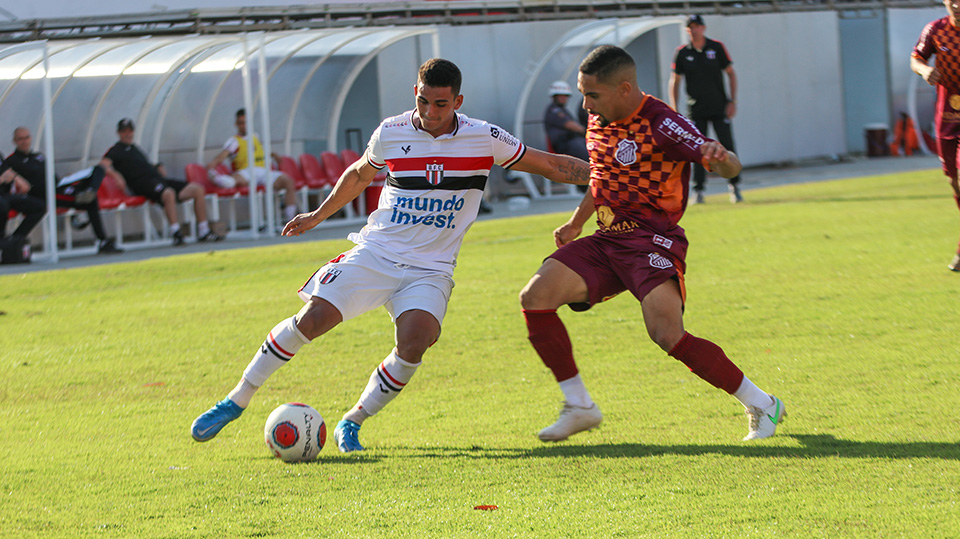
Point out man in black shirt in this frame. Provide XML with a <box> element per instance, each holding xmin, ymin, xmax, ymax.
<box><xmin>102</xmin><ymin>118</ymin><xmax>221</xmax><ymax>246</ymax></box>
<box><xmin>670</xmin><ymin>15</ymin><xmax>742</xmax><ymax>204</ymax></box>
<box><xmin>2</xmin><ymin>127</ymin><xmax>121</xmax><ymax>254</ymax></box>
<box><xmin>0</xmin><ymin>160</ymin><xmax>45</xmax><ymax>243</ymax></box>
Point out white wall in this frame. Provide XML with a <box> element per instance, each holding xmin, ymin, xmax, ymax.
<box><xmin>692</xmin><ymin>12</ymin><xmax>846</xmax><ymax>165</ymax></box>
<box><xmin>889</xmin><ymin>8</ymin><xmax>942</xmax><ymax>136</ymax></box>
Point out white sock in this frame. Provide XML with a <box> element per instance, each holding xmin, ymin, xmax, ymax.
<box><xmin>242</xmin><ymin>316</ymin><xmax>311</xmax><ymax>387</ymax></box>
<box><xmin>733</xmin><ymin>376</ymin><xmax>774</xmax><ymax>409</ymax></box>
<box><xmin>346</xmin><ymin>350</ymin><xmax>419</xmax><ymax>423</ymax></box>
<box><xmin>169</xmin><ymin>223</ymin><xmax>180</xmax><ymax>234</ymax></box>
<box><xmin>198</xmin><ymin>221</ymin><xmax>210</xmax><ymax>236</ymax></box>
<box><xmin>227</xmin><ymin>378</ymin><xmax>258</xmax><ymax>409</ymax></box>
<box><xmin>559</xmin><ymin>374</ymin><xmax>593</xmax><ymax>408</ymax></box>
<box><xmin>284</xmin><ymin>205</ymin><xmax>297</xmax><ymax>221</ymax></box>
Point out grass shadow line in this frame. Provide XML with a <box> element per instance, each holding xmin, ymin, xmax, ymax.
<box><xmin>407</xmin><ymin>434</ymin><xmax>959</xmax><ymax>460</ymax></box>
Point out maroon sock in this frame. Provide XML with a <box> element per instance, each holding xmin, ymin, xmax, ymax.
<box><xmin>668</xmin><ymin>332</ymin><xmax>744</xmax><ymax>394</ymax></box>
<box><xmin>523</xmin><ymin>309</ymin><xmax>578</xmax><ymax>382</ymax></box>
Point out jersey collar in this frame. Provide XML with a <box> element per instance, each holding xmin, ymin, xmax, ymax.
<box><xmin>409</xmin><ymin>110</ymin><xmax>461</xmax><ymax>138</ymax></box>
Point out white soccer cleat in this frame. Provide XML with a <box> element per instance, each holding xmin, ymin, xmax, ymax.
<box><xmin>743</xmin><ymin>394</ymin><xmax>786</xmax><ymax>441</ymax></box>
<box><xmin>538</xmin><ymin>402</ymin><xmax>603</xmax><ymax>442</ymax></box>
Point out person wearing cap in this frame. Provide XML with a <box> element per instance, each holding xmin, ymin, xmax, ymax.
<box><xmin>102</xmin><ymin>118</ymin><xmax>221</xmax><ymax>246</ymax></box>
<box><xmin>544</xmin><ymin>80</ymin><xmax>589</xmax><ymax>162</ymax></box>
<box><xmin>669</xmin><ymin>14</ymin><xmax>742</xmax><ymax>204</ymax></box>
<box><xmin>205</xmin><ymin>108</ymin><xmax>299</xmax><ymax>224</ymax></box>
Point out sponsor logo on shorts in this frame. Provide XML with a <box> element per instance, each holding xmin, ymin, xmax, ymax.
<box><xmin>615</xmin><ymin>139</ymin><xmax>638</xmax><ymax>166</ymax></box>
<box><xmin>319</xmin><ymin>268</ymin><xmax>342</xmax><ymax>284</ymax></box>
<box><xmin>648</xmin><ymin>252</ymin><xmax>674</xmax><ymax>269</ymax></box>
<box><xmin>653</xmin><ymin>234</ymin><xmax>673</xmax><ymax>249</ymax></box>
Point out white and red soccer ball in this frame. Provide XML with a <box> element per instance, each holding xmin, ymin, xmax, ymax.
<box><xmin>264</xmin><ymin>403</ymin><xmax>326</xmax><ymax>463</ymax></box>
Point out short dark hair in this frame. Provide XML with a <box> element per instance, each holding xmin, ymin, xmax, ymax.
<box><xmin>236</xmin><ymin>108</ymin><xmax>245</xmax><ymax>119</ymax></box>
<box><xmin>579</xmin><ymin>45</ymin><xmax>636</xmax><ymax>84</ymax></box>
<box><xmin>417</xmin><ymin>58</ymin><xmax>462</xmax><ymax>96</ymax></box>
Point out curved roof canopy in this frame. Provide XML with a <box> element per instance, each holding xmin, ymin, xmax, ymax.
<box><xmin>0</xmin><ymin>27</ymin><xmax>437</xmax><ymax>169</ymax></box>
<box><xmin>513</xmin><ymin>16</ymin><xmax>685</xmax><ymax>147</ymax></box>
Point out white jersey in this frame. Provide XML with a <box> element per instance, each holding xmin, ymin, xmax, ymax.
<box><xmin>348</xmin><ymin>110</ymin><xmax>526</xmax><ymax>272</ymax></box>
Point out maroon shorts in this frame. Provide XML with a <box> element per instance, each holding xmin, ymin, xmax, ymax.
<box><xmin>549</xmin><ymin>230</ymin><xmax>687</xmax><ymax>312</ymax></box>
<box><xmin>938</xmin><ymin>137</ymin><xmax>960</xmax><ymax>179</ymax></box>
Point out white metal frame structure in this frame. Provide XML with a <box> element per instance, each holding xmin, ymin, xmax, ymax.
<box><xmin>0</xmin><ymin>26</ymin><xmax>439</xmax><ymax>260</ymax></box>
<box><xmin>511</xmin><ymin>16</ymin><xmax>686</xmax><ymax>199</ymax></box>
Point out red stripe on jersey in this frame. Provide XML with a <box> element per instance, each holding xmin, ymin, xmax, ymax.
<box><xmin>502</xmin><ymin>144</ymin><xmax>525</xmax><ymax>168</ymax></box>
<box><xmin>378</xmin><ymin>362</ymin><xmax>407</xmax><ymax>387</ymax></box>
<box><xmin>386</xmin><ymin>156</ymin><xmax>494</xmax><ymax>172</ymax></box>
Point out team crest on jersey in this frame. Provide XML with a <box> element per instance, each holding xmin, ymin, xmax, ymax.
<box><xmin>616</xmin><ymin>139</ymin><xmax>638</xmax><ymax>166</ymax></box>
<box><xmin>319</xmin><ymin>268</ymin><xmax>342</xmax><ymax>285</ymax></box>
<box><xmin>648</xmin><ymin>252</ymin><xmax>674</xmax><ymax>270</ymax></box>
<box><xmin>426</xmin><ymin>163</ymin><xmax>444</xmax><ymax>185</ymax></box>
<box><xmin>706</xmin><ymin>49</ymin><xmax>716</xmax><ymax>60</ymax></box>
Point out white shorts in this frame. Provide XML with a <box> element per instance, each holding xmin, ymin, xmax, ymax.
<box><xmin>298</xmin><ymin>246</ymin><xmax>455</xmax><ymax>325</ymax></box>
<box><xmin>215</xmin><ymin>167</ymin><xmax>284</xmax><ymax>188</ymax></box>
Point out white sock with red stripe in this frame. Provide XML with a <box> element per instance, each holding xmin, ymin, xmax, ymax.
<box><xmin>228</xmin><ymin>316</ymin><xmax>310</xmax><ymax>408</ymax></box>
<box><xmin>342</xmin><ymin>350</ymin><xmax>419</xmax><ymax>425</ymax></box>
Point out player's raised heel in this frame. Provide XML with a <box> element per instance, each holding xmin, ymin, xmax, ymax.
<box><xmin>191</xmin><ymin>398</ymin><xmax>244</xmax><ymax>442</ymax></box>
<box><xmin>538</xmin><ymin>402</ymin><xmax>603</xmax><ymax>442</ymax></box>
<box><xmin>948</xmin><ymin>254</ymin><xmax>960</xmax><ymax>272</ymax></box>
<box><xmin>334</xmin><ymin>420</ymin><xmax>365</xmax><ymax>453</ymax></box>
<box><xmin>743</xmin><ymin>394</ymin><xmax>786</xmax><ymax>441</ymax></box>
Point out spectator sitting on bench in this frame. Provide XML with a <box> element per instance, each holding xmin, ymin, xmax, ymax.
<box><xmin>102</xmin><ymin>118</ymin><xmax>221</xmax><ymax>246</ymax></box>
<box><xmin>2</xmin><ymin>127</ymin><xmax>121</xmax><ymax>254</ymax></box>
<box><xmin>206</xmin><ymin>108</ymin><xmax>298</xmax><ymax>224</ymax></box>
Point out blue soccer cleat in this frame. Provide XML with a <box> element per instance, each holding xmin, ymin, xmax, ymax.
<box><xmin>334</xmin><ymin>420</ymin><xmax>365</xmax><ymax>453</ymax></box>
<box><xmin>191</xmin><ymin>398</ymin><xmax>244</xmax><ymax>442</ymax></box>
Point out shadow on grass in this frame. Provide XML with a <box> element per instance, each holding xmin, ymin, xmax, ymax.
<box><xmin>748</xmin><ymin>193</ymin><xmax>947</xmax><ymax>206</ymax></box>
<box><xmin>409</xmin><ymin>434</ymin><xmax>959</xmax><ymax>460</ymax></box>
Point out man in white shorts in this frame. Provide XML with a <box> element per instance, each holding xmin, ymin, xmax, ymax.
<box><xmin>206</xmin><ymin>108</ymin><xmax>298</xmax><ymax>222</ymax></box>
<box><xmin>190</xmin><ymin>58</ymin><xmax>590</xmax><ymax>452</ymax></box>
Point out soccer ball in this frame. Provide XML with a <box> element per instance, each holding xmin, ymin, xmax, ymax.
<box><xmin>264</xmin><ymin>403</ymin><xmax>326</xmax><ymax>463</ymax></box>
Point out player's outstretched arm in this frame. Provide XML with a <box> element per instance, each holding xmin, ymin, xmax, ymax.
<box><xmin>700</xmin><ymin>141</ymin><xmax>742</xmax><ymax>180</ymax></box>
<box><xmin>283</xmin><ymin>154</ymin><xmax>377</xmax><ymax>236</ymax></box>
<box><xmin>512</xmin><ymin>147</ymin><xmax>590</xmax><ymax>185</ymax></box>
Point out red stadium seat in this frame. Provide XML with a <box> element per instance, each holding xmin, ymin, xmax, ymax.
<box><xmin>185</xmin><ymin>163</ymin><xmax>239</xmax><ymax>197</ymax></box>
<box><xmin>299</xmin><ymin>154</ymin><xmax>330</xmax><ymax>188</ymax></box>
<box><xmin>277</xmin><ymin>155</ymin><xmax>306</xmax><ymax>187</ymax></box>
<box><xmin>98</xmin><ymin>174</ymin><xmax>146</xmax><ymax>210</ymax></box>
<box><xmin>320</xmin><ymin>151</ymin><xmax>345</xmax><ymax>183</ymax></box>
<box><xmin>339</xmin><ymin>148</ymin><xmax>362</xmax><ymax>168</ymax></box>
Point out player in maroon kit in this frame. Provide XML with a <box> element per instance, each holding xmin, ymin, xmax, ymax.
<box><xmin>912</xmin><ymin>0</ymin><xmax>960</xmax><ymax>271</ymax></box>
<box><xmin>519</xmin><ymin>45</ymin><xmax>785</xmax><ymax>443</ymax></box>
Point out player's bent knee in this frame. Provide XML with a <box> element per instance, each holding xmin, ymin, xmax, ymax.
<box><xmin>646</xmin><ymin>324</ymin><xmax>684</xmax><ymax>352</ymax></box>
<box><xmin>295</xmin><ymin>298</ymin><xmax>343</xmax><ymax>340</ymax></box>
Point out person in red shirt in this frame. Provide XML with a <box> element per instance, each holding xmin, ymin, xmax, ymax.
<box><xmin>912</xmin><ymin>0</ymin><xmax>960</xmax><ymax>271</ymax></box>
<box><xmin>519</xmin><ymin>45</ymin><xmax>785</xmax><ymax>443</ymax></box>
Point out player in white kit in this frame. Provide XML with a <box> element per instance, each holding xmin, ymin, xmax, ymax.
<box><xmin>191</xmin><ymin>58</ymin><xmax>590</xmax><ymax>452</ymax></box>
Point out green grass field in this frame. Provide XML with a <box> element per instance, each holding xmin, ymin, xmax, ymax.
<box><xmin>1</xmin><ymin>169</ymin><xmax>959</xmax><ymax>538</ymax></box>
